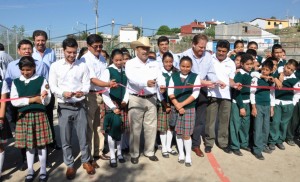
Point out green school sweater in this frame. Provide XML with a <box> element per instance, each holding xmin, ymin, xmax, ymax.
<box><xmin>233</xmin><ymin>70</ymin><xmax>252</xmax><ymax>109</ymax></box>
<box><xmin>254</xmin><ymin>78</ymin><xmax>273</xmax><ymax>106</ymax></box>
<box><xmin>108</xmin><ymin>67</ymin><xmax>127</xmax><ymax>104</ymax></box>
<box><xmin>14</xmin><ymin>76</ymin><xmax>45</xmax><ymax>112</ymax></box>
<box><xmin>275</xmin><ymin>76</ymin><xmax>299</xmax><ymax>101</ymax></box>
<box><xmin>172</xmin><ymin>72</ymin><xmax>197</xmax><ymax>109</ymax></box>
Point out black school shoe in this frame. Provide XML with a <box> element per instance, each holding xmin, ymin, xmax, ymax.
<box><xmin>204</xmin><ymin>146</ymin><xmax>212</xmax><ymax>153</ymax></box>
<box><xmin>276</xmin><ymin>143</ymin><xmax>285</xmax><ymax>150</ymax></box>
<box><xmin>221</xmin><ymin>147</ymin><xmax>232</xmax><ymax>154</ymax></box>
<box><xmin>110</xmin><ymin>158</ymin><xmax>117</xmax><ymax>168</ymax></box>
<box><xmin>232</xmin><ymin>149</ymin><xmax>243</xmax><ymax>156</ymax></box>
<box><xmin>254</xmin><ymin>153</ymin><xmax>265</xmax><ymax>160</ymax></box>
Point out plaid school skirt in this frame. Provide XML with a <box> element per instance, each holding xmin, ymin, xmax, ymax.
<box><xmin>172</xmin><ymin>108</ymin><xmax>195</xmax><ymax>136</ymax></box>
<box><xmin>0</xmin><ymin>120</ymin><xmax>13</xmax><ymax>144</ymax></box>
<box><xmin>157</xmin><ymin>104</ymin><xmax>172</xmax><ymax>132</ymax></box>
<box><xmin>15</xmin><ymin>112</ymin><xmax>53</xmax><ymax>149</ymax></box>
<box><xmin>104</xmin><ymin>102</ymin><xmax>129</xmax><ymax>132</ymax></box>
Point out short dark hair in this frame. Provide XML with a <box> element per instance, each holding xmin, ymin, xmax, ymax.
<box><xmin>272</xmin><ymin>44</ymin><xmax>283</xmax><ymax>53</ymax></box>
<box><xmin>32</xmin><ymin>30</ymin><xmax>48</xmax><ymax>40</ymax></box>
<box><xmin>162</xmin><ymin>52</ymin><xmax>173</xmax><ymax>62</ymax></box>
<box><xmin>120</xmin><ymin>47</ymin><xmax>130</xmax><ymax>54</ymax></box>
<box><xmin>261</xmin><ymin>59</ymin><xmax>274</xmax><ymax>71</ymax></box>
<box><xmin>240</xmin><ymin>53</ymin><xmax>254</xmax><ymax>64</ymax></box>
<box><xmin>246</xmin><ymin>49</ymin><xmax>257</xmax><ymax>57</ymax></box>
<box><xmin>86</xmin><ymin>34</ymin><xmax>103</xmax><ymax>45</ymax></box>
<box><xmin>247</xmin><ymin>41</ymin><xmax>258</xmax><ymax>49</ymax></box>
<box><xmin>180</xmin><ymin>56</ymin><xmax>193</xmax><ymax>66</ymax></box>
<box><xmin>18</xmin><ymin>39</ymin><xmax>33</xmax><ymax>49</ymax></box>
<box><xmin>62</xmin><ymin>38</ymin><xmax>78</xmax><ymax>50</ymax></box>
<box><xmin>234</xmin><ymin>40</ymin><xmax>244</xmax><ymax>49</ymax></box>
<box><xmin>18</xmin><ymin>56</ymin><xmax>36</xmax><ymax>70</ymax></box>
<box><xmin>192</xmin><ymin>34</ymin><xmax>208</xmax><ymax>45</ymax></box>
<box><xmin>265</xmin><ymin>56</ymin><xmax>279</xmax><ymax>63</ymax></box>
<box><xmin>0</xmin><ymin>43</ymin><xmax>4</xmax><ymax>51</ymax></box>
<box><xmin>77</xmin><ymin>47</ymin><xmax>88</xmax><ymax>59</ymax></box>
<box><xmin>286</xmin><ymin>59</ymin><xmax>298</xmax><ymax>68</ymax></box>
<box><xmin>216</xmin><ymin>40</ymin><xmax>230</xmax><ymax>51</ymax></box>
<box><xmin>157</xmin><ymin>36</ymin><xmax>169</xmax><ymax>45</ymax></box>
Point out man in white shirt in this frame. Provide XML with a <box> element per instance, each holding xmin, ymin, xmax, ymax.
<box><xmin>156</xmin><ymin>36</ymin><xmax>179</xmax><ymax>69</ymax></box>
<box><xmin>0</xmin><ymin>43</ymin><xmax>13</xmax><ymax>76</ymax></box>
<box><xmin>180</xmin><ymin>34</ymin><xmax>219</xmax><ymax>158</ymax></box>
<box><xmin>126</xmin><ymin>37</ymin><xmax>165</xmax><ymax>164</ymax></box>
<box><xmin>31</xmin><ymin>30</ymin><xmax>60</xmax><ymax>152</ymax></box>
<box><xmin>49</xmin><ymin>38</ymin><xmax>95</xmax><ymax>180</ymax></box>
<box><xmin>204</xmin><ymin>40</ymin><xmax>237</xmax><ymax>154</ymax></box>
<box><xmin>80</xmin><ymin>34</ymin><xmax>116</xmax><ymax>167</ymax></box>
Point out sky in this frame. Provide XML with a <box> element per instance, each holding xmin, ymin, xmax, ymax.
<box><xmin>0</xmin><ymin>0</ymin><xmax>300</xmax><ymax>41</ymax></box>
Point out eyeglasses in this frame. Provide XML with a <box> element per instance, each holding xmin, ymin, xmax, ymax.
<box><xmin>90</xmin><ymin>45</ymin><xmax>103</xmax><ymax>49</ymax></box>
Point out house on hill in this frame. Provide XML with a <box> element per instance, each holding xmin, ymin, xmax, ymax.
<box><xmin>249</xmin><ymin>18</ymin><xmax>289</xmax><ymax>29</ymax></box>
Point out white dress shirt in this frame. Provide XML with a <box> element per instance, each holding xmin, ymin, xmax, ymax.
<box><xmin>125</xmin><ymin>56</ymin><xmax>165</xmax><ymax>95</ymax></box>
<box><xmin>208</xmin><ymin>54</ymin><xmax>236</xmax><ymax>100</ymax></box>
<box><xmin>11</xmin><ymin>74</ymin><xmax>51</xmax><ymax>107</ymax></box>
<box><xmin>100</xmin><ymin>64</ymin><xmax>129</xmax><ymax>109</ymax></box>
<box><xmin>49</xmin><ymin>58</ymin><xmax>90</xmax><ymax>103</ymax></box>
<box><xmin>80</xmin><ymin>50</ymin><xmax>107</xmax><ymax>91</ymax></box>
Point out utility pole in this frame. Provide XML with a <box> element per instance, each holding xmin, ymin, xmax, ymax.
<box><xmin>77</xmin><ymin>21</ymin><xmax>88</xmax><ymax>37</ymax></box>
<box><xmin>111</xmin><ymin>19</ymin><xmax>115</xmax><ymax>50</ymax></box>
<box><xmin>94</xmin><ymin>0</ymin><xmax>98</xmax><ymax>34</ymax></box>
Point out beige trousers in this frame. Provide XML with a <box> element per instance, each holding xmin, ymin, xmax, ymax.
<box><xmin>85</xmin><ymin>93</ymin><xmax>105</xmax><ymax>158</ymax></box>
<box><xmin>128</xmin><ymin>95</ymin><xmax>157</xmax><ymax>158</ymax></box>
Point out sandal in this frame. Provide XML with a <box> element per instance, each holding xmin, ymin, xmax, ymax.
<box><xmin>168</xmin><ymin>150</ymin><xmax>178</xmax><ymax>156</ymax></box>
<box><xmin>117</xmin><ymin>155</ymin><xmax>126</xmax><ymax>163</ymax></box>
<box><xmin>39</xmin><ymin>174</ymin><xmax>48</xmax><ymax>182</ymax></box>
<box><xmin>25</xmin><ymin>174</ymin><xmax>34</xmax><ymax>182</ymax></box>
<box><xmin>162</xmin><ymin>152</ymin><xmax>169</xmax><ymax>158</ymax></box>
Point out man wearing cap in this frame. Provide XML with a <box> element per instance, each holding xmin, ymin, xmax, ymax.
<box><xmin>125</xmin><ymin>37</ymin><xmax>165</xmax><ymax>164</ymax></box>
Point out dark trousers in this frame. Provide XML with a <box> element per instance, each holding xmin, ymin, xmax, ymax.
<box><xmin>286</xmin><ymin>101</ymin><xmax>300</xmax><ymax>140</ymax></box>
<box><xmin>192</xmin><ymin>88</ymin><xmax>208</xmax><ymax>148</ymax></box>
<box><xmin>46</xmin><ymin>94</ymin><xmax>56</xmax><ymax>142</ymax></box>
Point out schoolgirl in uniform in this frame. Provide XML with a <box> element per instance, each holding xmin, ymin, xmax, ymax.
<box><xmin>168</xmin><ymin>56</ymin><xmax>200</xmax><ymax>167</ymax></box>
<box><xmin>101</xmin><ymin>49</ymin><xmax>128</xmax><ymax>168</ymax></box>
<box><xmin>10</xmin><ymin>56</ymin><xmax>52</xmax><ymax>182</ymax></box>
<box><xmin>157</xmin><ymin>52</ymin><xmax>178</xmax><ymax>158</ymax></box>
<box><xmin>0</xmin><ymin>68</ymin><xmax>12</xmax><ymax>178</ymax></box>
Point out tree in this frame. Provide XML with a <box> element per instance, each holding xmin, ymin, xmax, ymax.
<box><xmin>170</xmin><ymin>28</ymin><xmax>180</xmax><ymax>34</ymax></box>
<box><xmin>156</xmin><ymin>25</ymin><xmax>171</xmax><ymax>35</ymax></box>
<box><xmin>204</xmin><ymin>27</ymin><xmax>215</xmax><ymax>38</ymax></box>
<box><xmin>12</xmin><ymin>25</ymin><xmax>25</xmax><ymax>36</ymax></box>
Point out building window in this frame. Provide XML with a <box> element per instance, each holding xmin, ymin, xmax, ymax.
<box><xmin>268</xmin><ymin>22</ymin><xmax>271</xmax><ymax>25</ymax></box>
<box><xmin>242</xmin><ymin>26</ymin><xmax>248</xmax><ymax>33</ymax></box>
<box><xmin>274</xmin><ymin>22</ymin><xmax>277</xmax><ymax>25</ymax></box>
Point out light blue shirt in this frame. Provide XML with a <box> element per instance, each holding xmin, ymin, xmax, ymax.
<box><xmin>32</xmin><ymin>47</ymin><xmax>56</xmax><ymax>68</ymax></box>
<box><xmin>156</xmin><ymin>51</ymin><xmax>180</xmax><ymax>69</ymax></box>
<box><xmin>180</xmin><ymin>48</ymin><xmax>218</xmax><ymax>82</ymax></box>
<box><xmin>5</xmin><ymin>59</ymin><xmax>49</xmax><ymax>88</ymax></box>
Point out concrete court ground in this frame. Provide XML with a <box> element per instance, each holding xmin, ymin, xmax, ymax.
<box><xmin>1</xmin><ymin>113</ymin><xmax>300</xmax><ymax>182</ymax></box>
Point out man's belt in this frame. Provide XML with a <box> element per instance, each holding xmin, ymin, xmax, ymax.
<box><xmin>131</xmin><ymin>93</ymin><xmax>155</xmax><ymax>99</ymax></box>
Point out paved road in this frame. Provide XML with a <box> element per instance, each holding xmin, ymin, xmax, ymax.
<box><xmin>1</xmin><ymin>116</ymin><xmax>300</xmax><ymax>182</ymax></box>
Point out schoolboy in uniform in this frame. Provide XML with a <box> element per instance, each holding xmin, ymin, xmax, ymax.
<box><xmin>251</xmin><ymin>59</ymin><xmax>275</xmax><ymax>160</ymax></box>
<box><xmin>229</xmin><ymin>54</ymin><xmax>254</xmax><ymax>156</ymax></box>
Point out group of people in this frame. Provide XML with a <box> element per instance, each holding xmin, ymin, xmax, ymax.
<box><xmin>0</xmin><ymin>31</ymin><xmax>299</xmax><ymax>181</ymax></box>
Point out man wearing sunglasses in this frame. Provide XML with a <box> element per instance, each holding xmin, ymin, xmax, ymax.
<box><xmin>80</xmin><ymin>34</ymin><xmax>117</xmax><ymax>169</ymax></box>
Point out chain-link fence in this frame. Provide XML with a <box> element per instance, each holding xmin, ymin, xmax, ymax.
<box><xmin>0</xmin><ymin>24</ymin><xmax>25</xmax><ymax>59</ymax></box>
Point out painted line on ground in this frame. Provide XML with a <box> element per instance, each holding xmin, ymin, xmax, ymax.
<box><xmin>207</xmin><ymin>153</ymin><xmax>230</xmax><ymax>182</ymax></box>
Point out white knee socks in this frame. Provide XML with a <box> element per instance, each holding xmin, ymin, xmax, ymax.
<box><xmin>160</xmin><ymin>132</ymin><xmax>167</xmax><ymax>153</ymax></box>
<box><xmin>108</xmin><ymin>135</ymin><xmax>116</xmax><ymax>159</ymax></box>
<box><xmin>116</xmin><ymin>141</ymin><xmax>122</xmax><ymax>156</ymax></box>
<box><xmin>0</xmin><ymin>151</ymin><xmax>4</xmax><ymax>176</ymax></box>
<box><xmin>38</xmin><ymin>148</ymin><xmax>47</xmax><ymax>175</ymax></box>
<box><xmin>166</xmin><ymin>130</ymin><xmax>173</xmax><ymax>152</ymax></box>
<box><xmin>184</xmin><ymin>138</ymin><xmax>192</xmax><ymax>163</ymax></box>
<box><xmin>176</xmin><ymin>135</ymin><xmax>184</xmax><ymax>160</ymax></box>
<box><xmin>26</xmin><ymin>148</ymin><xmax>35</xmax><ymax>175</ymax></box>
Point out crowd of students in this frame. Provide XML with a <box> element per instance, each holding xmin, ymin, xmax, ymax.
<box><xmin>0</xmin><ymin>32</ymin><xmax>299</xmax><ymax>181</ymax></box>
